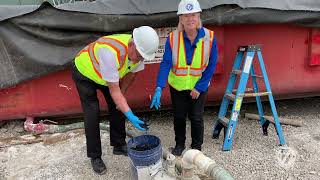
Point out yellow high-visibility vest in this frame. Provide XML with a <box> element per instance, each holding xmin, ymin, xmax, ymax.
<box><xmin>168</xmin><ymin>28</ymin><xmax>215</xmax><ymax>91</ymax></box>
<box><xmin>75</xmin><ymin>34</ymin><xmax>139</xmax><ymax>86</ymax></box>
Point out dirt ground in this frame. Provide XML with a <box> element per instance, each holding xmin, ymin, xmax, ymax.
<box><xmin>0</xmin><ymin>97</ymin><xmax>320</xmax><ymax>180</ymax></box>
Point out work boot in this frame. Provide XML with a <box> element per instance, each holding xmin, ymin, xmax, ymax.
<box><xmin>113</xmin><ymin>145</ymin><xmax>128</xmax><ymax>156</ymax></box>
<box><xmin>90</xmin><ymin>157</ymin><xmax>107</xmax><ymax>175</ymax></box>
<box><xmin>212</xmin><ymin>120</ymin><xmax>224</xmax><ymax>139</ymax></box>
<box><xmin>262</xmin><ymin>121</ymin><xmax>270</xmax><ymax>136</ymax></box>
<box><xmin>171</xmin><ymin>145</ymin><xmax>185</xmax><ymax>156</ymax></box>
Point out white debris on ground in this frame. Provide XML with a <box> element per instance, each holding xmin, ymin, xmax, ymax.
<box><xmin>0</xmin><ymin>97</ymin><xmax>320</xmax><ymax>180</ymax></box>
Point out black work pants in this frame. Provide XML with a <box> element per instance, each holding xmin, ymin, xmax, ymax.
<box><xmin>170</xmin><ymin>86</ymin><xmax>207</xmax><ymax>150</ymax></box>
<box><xmin>71</xmin><ymin>64</ymin><xmax>126</xmax><ymax>159</ymax></box>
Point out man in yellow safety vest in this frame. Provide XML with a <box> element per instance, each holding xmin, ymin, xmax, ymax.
<box><xmin>72</xmin><ymin>26</ymin><xmax>159</xmax><ymax>174</ymax></box>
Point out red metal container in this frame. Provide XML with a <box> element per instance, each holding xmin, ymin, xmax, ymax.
<box><xmin>1</xmin><ymin>24</ymin><xmax>320</xmax><ymax>121</ymax></box>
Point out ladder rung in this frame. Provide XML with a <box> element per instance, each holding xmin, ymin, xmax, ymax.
<box><xmin>232</xmin><ymin>69</ymin><xmax>263</xmax><ymax>79</ymax></box>
<box><xmin>233</xmin><ymin>88</ymin><xmax>253</xmax><ymax>93</ymax></box>
<box><xmin>238</xmin><ymin>45</ymin><xmax>262</xmax><ymax>52</ymax></box>
<box><xmin>231</xmin><ymin>70</ymin><xmax>242</xmax><ymax>75</ymax></box>
<box><xmin>243</xmin><ymin>92</ymin><xmax>270</xmax><ymax>97</ymax></box>
<box><xmin>219</xmin><ymin>117</ymin><xmax>229</xmax><ymax>126</ymax></box>
<box><xmin>225</xmin><ymin>93</ymin><xmax>236</xmax><ymax>101</ymax></box>
<box><xmin>251</xmin><ymin>74</ymin><xmax>264</xmax><ymax>78</ymax></box>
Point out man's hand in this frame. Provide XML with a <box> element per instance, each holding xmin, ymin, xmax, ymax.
<box><xmin>124</xmin><ymin>110</ymin><xmax>146</xmax><ymax>131</ymax></box>
<box><xmin>150</xmin><ymin>87</ymin><xmax>162</xmax><ymax>110</ymax></box>
<box><xmin>190</xmin><ymin>89</ymin><xmax>200</xmax><ymax>99</ymax></box>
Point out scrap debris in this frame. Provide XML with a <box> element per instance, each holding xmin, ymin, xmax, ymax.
<box><xmin>0</xmin><ymin>134</ymin><xmax>44</xmax><ymax>148</ymax></box>
<box><xmin>24</xmin><ymin>117</ymin><xmax>108</xmax><ymax>134</ymax></box>
<box><xmin>0</xmin><ymin>117</ymin><xmax>110</xmax><ymax>148</ymax></box>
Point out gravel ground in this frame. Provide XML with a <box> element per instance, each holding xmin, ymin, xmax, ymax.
<box><xmin>0</xmin><ymin>97</ymin><xmax>319</xmax><ymax>180</ymax></box>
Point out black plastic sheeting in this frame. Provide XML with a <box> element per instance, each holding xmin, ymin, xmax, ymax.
<box><xmin>2</xmin><ymin>0</ymin><xmax>320</xmax><ymax>21</ymax></box>
<box><xmin>1</xmin><ymin>1</ymin><xmax>320</xmax><ymax>89</ymax></box>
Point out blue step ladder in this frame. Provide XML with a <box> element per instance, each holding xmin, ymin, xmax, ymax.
<box><xmin>212</xmin><ymin>45</ymin><xmax>286</xmax><ymax>151</ymax></box>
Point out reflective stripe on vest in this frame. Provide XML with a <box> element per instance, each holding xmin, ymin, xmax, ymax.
<box><xmin>76</xmin><ymin>44</ymin><xmax>103</xmax><ymax>78</ymax></box>
<box><xmin>75</xmin><ymin>34</ymin><xmax>135</xmax><ymax>86</ymax></box>
<box><xmin>91</xmin><ymin>37</ymin><xmax>128</xmax><ymax>77</ymax></box>
<box><xmin>97</xmin><ymin>36</ymin><xmax>128</xmax><ymax>70</ymax></box>
<box><xmin>170</xmin><ymin>28</ymin><xmax>213</xmax><ymax>76</ymax></box>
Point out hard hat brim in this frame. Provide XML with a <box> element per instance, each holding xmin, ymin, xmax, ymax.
<box><xmin>177</xmin><ymin>9</ymin><xmax>202</xmax><ymax>15</ymax></box>
<box><xmin>135</xmin><ymin>46</ymin><xmax>156</xmax><ymax>61</ymax></box>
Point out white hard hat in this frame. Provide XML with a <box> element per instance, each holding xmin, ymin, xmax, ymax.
<box><xmin>177</xmin><ymin>0</ymin><xmax>202</xmax><ymax>15</ymax></box>
<box><xmin>133</xmin><ymin>26</ymin><xmax>159</xmax><ymax>60</ymax></box>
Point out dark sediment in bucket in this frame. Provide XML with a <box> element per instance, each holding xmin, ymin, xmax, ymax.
<box><xmin>127</xmin><ymin>135</ymin><xmax>162</xmax><ymax>167</ymax></box>
<box><xmin>131</xmin><ymin>143</ymin><xmax>158</xmax><ymax>151</ymax></box>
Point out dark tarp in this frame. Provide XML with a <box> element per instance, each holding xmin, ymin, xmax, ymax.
<box><xmin>1</xmin><ymin>0</ymin><xmax>320</xmax><ymax>89</ymax></box>
<box><xmin>2</xmin><ymin>0</ymin><xmax>320</xmax><ymax>20</ymax></box>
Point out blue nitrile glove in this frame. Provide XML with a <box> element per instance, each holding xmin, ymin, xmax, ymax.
<box><xmin>150</xmin><ymin>87</ymin><xmax>162</xmax><ymax>110</ymax></box>
<box><xmin>124</xmin><ymin>110</ymin><xmax>146</xmax><ymax>131</ymax></box>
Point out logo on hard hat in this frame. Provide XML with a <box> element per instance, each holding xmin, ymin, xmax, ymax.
<box><xmin>185</xmin><ymin>3</ymin><xmax>193</xmax><ymax>11</ymax></box>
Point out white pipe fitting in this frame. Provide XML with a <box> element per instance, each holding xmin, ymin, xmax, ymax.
<box><xmin>162</xmin><ymin>149</ymin><xmax>233</xmax><ymax>180</ymax></box>
<box><xmin>182</xmin><ymin>149</ymin><xmax>234</xmax><ymax>180</ymax></box>
<box><xmin>181</xmin><ymin>159</ymin><xmax>200</xmax><ymax>180</ymax></box>
<box><xmin>183</xmin><ymin>149</ymin><xmax>216</xmax><ymax>172</ymax></box>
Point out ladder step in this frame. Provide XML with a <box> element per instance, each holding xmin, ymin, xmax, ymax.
<box><xmin>225</xmin><ymin>93</ymin><xmax>236</xmax><ymax>101</ymax></box>
<box><xmin>232</xmin><ymin>70</ymin><xmax>263</xmax><ymax>78</ymax></box>
<box><xmin>238</xmin><ymin>45</ymin><xmax>262</xmax><ymax>52</ymax></box>
<box><xmin>243</xmin><ymin>92</ymin><xmax>270</xmax><ymax>97</ymax></box>
<box><xmin>226</xmin><ymin>92</ymin><xmax>269</xmax><ymax>99</ymax></box>
<box><xmin>231</xmin><ymin>69</ymin><xmax>242</xmax><ymax>75</ymax></box>
<box><xmin>232</xmin><ymin>88</ymin><xmax>253</xmax><ymax>93</ymax></box>
<box><xmin>219</xmin><ymin>117</ymin><xmax>229</xmax><ymax>126</ymax></box>
<box><xmin>231</xmin><ymin>69</ymin><xmax>263</xmax><ymax>79</ymax></box>
<box><xmin>251</xmin><ymin>74</ymin><xmax>264</xmax><ymax>79</ymax></box>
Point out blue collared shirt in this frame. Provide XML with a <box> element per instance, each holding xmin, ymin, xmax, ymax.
<box><xmin>156</xmin><ymin>27</ymin><xmax>218</xmax><ymax>92</ymax></box>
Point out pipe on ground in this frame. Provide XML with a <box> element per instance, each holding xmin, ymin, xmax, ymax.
<box><xmin>163</xmin><ymin>149</ymin><xmax>234</xmax><ymax>180</ymax></box>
